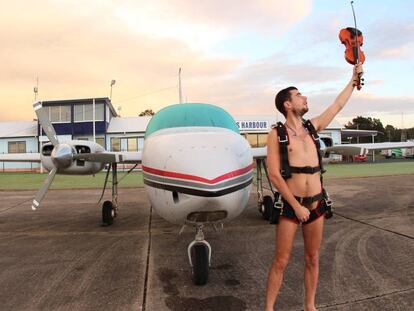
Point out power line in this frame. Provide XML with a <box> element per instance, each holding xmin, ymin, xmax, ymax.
<box><xmin>116</xmin><ymin>85</ymin><xmax>177</xmax><ymax>104</ymax></box>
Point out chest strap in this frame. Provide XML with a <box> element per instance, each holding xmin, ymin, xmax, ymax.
<box><xmin>290</xmin><ymin>166</ymin><xmax>321</xmax><ymax>174</ymax></box>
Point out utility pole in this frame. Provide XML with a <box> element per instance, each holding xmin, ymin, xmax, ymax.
<box><xmin>110</xmin><ymin>79</ymin><xmax>116</xmax><ymax>100</ymax></box>
<box><xmin>93</xmin><ymin>98</ymin><xmax>96</xmax><ymax>143</ymax></box>
<box><xmin>356</xmin><ymin>124</ymin><xmax>359</xmax><ymax>143</ymax></box>
<box><xmin>178</xmin><ymin>68</ymin><xmax>183</xmax><ymax>104</ymax></box>
<box><xmin>33</xmin><ymin>77</ymin><xmax>39</xmax><ymax>101</ymax></box>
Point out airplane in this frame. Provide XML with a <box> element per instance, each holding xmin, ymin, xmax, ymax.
<box><xmin>1</xmin><ymin>101</ymin><xmax>414</xmax><ymax>286</ymax></box>
<box><xmin>0</xmin><ymin>101</ymin><xmax>258</xmax><ymax>286</ymax></box>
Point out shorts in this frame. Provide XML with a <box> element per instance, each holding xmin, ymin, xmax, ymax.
<box><xmin>280</xmin><ymin>199</ymin><xmax>328</xmax><ymax>225</ymax></box>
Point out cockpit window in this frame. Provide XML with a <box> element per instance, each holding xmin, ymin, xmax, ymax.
<box><xmin>42</xmin><ymin>144</ymin><xmax>54</xmax><ymax>156</ymax></box>
<box><xmin>75</xmin><ymin>145</ymin><xmax>91</xmax><ymax>153</ymax></box>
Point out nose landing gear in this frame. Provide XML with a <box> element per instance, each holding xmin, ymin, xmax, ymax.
<box><xmin>187</xmin><ymin>225</ymin><xmax>211</xmax><ymax>285</ymax></box>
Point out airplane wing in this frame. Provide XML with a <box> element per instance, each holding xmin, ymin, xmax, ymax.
<box><xmin>115</xmin><ymin>151</ymin><xmax>142</xmax><ymax>164</ymax></box>
<box><xmin>0</xmin><ymin>153</ymin><xmax>41</xmax><ymax>162</ymax></box>
<box><xmin>0</xmin><ymin>151</ymin><xmax>142</xmax><ymax>164</ymax></box>
<box><xmin>73</xmin><ymin>151</ymin><xmax>141</xmax><ymax>164</ymax></box>
<box><xmin>326</xmin><ymin>141</ymin><xmax>414</xmax><ymax>155</ymax></box>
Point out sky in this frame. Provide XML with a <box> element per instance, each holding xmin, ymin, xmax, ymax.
<box><xmin>1</xmin><ymin>0</ymin><xmax>413</xmax><ymax>128</ymax></box>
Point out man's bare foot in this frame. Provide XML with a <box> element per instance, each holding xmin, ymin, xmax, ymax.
<box><xmin>304</xmin><ymin>306</ymin><xmax>317</xmax><ymax>311</ymax></box>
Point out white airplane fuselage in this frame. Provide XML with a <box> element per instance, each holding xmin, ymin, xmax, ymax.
<box><xmin>142</xmin><ymin>127</ymin><xmax>253</xmax><ymax>225</ymax></box>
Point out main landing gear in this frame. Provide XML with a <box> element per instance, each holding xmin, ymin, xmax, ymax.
<box><xmin>99</xmin><ymin>163</ymin><xmax>119</xmax><ymax>226</ymax></box>
<box><xmin>187</xmin><ymin>224</ymin><xmax>211</xmax><ymax>285</ymax></box>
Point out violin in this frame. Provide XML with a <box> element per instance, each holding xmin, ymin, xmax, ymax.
<box><xmin>339</xmin><ymin>27</ymin><xmax>365</xmax><ymax>66</ymax></box>
<box><xmin>338</xmin><ymin>1</ymin><xmax>365</xmax><ymax>90</ymax></box>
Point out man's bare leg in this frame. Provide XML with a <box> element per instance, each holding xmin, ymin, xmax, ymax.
<box><xmin>265</xmin><ymin>217</ymin><xmax>298</xmax><ymax>311</ymax></box>
<box><xmin>302</xmin><ymin>215</ymin><xmax>324</xmax><ymax>311</ymax></box>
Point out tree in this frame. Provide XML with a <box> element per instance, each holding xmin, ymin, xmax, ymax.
<box><xmin>345</xmin><ymin>116</ymin><xmax>386</xmax><ymax>142</ymax></box>
<box><xmin>139</xmin><ymin>109</ymin><xmax>155</xmax><ymax>116</ymax></box>
<box><xmin>345</xmin><ymin>116</ymin><xmax>414</xmax><ymax>142</ymax></box>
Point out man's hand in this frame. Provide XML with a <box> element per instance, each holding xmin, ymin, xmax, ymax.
<box><xmin>353</xmin><ymin>62</ymin><xmax>364</xmax><ymax>84</ymax></box>
<box><xmin>294</xmin><ymin>205</ymin><xmax>310</xmax><ymax>223</ymax></box>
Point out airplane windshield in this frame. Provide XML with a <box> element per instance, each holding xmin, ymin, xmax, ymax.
<box><xmin>145</xmin><ymin>103</ymin><xmax>239</xmax><ymax>138</ymax></box>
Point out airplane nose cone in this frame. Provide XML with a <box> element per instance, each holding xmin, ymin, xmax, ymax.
<box><xmin>51</xmin><ymin>143</ymin><xmax>73</xmax><ymax>168</ymax></box>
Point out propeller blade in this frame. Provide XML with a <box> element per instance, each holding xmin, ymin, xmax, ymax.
<box><xmin>32</xmin><ymin>167</ymin><xmax>57</xmax><ymax>210</ymax></box>
<box><xmin>33</xmin><ymin>101</ymin><xmax>59</xmax><ymax>146</ymax></box>
<box><xmin>72</xmin><ymin>153</ymin><xmax>122</xmax><ymax>163</ymax></box>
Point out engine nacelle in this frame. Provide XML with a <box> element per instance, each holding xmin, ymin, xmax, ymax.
<box><xmin>41</xmin><ymin>140</ymin><xmax>106</xmax><ymax>175</ymax></box>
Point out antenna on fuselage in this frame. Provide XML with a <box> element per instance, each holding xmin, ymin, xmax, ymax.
<box><xmin>178</xmin><ymin>67</ymin><xmax>183</xmax><ymax>104</ymax></box>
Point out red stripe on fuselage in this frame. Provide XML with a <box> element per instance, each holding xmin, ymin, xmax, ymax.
<box><xmin>142</xmin><ymin>163</ymin><xmax>254</xmax><ymax>185</ymax></box>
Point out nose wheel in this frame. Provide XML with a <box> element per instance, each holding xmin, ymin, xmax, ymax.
<box><xmin>187</xmin><ymin>225</ymin><xmax>211</xmax><ymax>285</ymax></box>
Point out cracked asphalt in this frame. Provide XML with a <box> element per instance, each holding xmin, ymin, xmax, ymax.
<box><xmin>0</xmin><ymin>174</ymin><xmax>413</xmax><ymax>310</ymax></box>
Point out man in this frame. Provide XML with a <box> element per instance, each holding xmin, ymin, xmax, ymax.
<box><xmin>265</xmin><ymin>63</ymin><xmax>363</xmax><ymax>311</ymax></box>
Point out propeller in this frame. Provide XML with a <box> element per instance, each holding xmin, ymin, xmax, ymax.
<box><xmin>32</xmin><ymin>101</ymin><xmax>120</xmax><ymax>210</ymax></box>
<box><xmin>34</xmin><ymin>102</ymin><xmax>59</xmax><ymax>146</ymax></box>
<box><xmin>32</xmin><ymin>102</ymin><xmax>63</xmax><ymax>210</ymax></box>
<box><xmin>32</xmin><ymin>167</ymin><xmax>57</xmax><ymax>210</ymax></box>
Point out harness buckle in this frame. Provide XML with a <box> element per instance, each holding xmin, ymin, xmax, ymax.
<box><xmin>325</xmin><ymin>198</ymin><xmax>333</xmax><ymax>207</ymax></box>
<box><xmin>311</xmin><ymin>133</ymin><xmax>319</xmax><ymax>141</ymax></box>
<box><xmin>278</xmin><ymin>135</ymin><xmax>288</xmax><ymax>143</ymax></box>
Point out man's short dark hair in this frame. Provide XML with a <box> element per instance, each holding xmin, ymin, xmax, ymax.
<box><xmin>275</xmin><ymin>86</ymin><xmax>297</xmax><ymax>117</ymax></box>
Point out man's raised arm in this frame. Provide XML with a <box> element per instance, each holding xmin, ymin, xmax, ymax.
<box><xmin>311</xmin><ymin>63</ymin><xmax>363</xmax><ymax>132</ymax></box>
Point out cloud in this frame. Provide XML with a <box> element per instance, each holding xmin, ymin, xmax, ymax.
<box><xmin>366</xmin><ymin>21</ymin><xmax>414</xmax><ymax>60</ymax></box>
<box><xmin>0</xmin><ymin>0</ymin><xmax>412</xmax><ymax>130</ymax></box>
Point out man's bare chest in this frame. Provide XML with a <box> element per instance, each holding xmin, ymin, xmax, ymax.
<box><xmin>287</xmin><ymin>134</ymin><xmax>318</xmax><ymax>160</ymax></box>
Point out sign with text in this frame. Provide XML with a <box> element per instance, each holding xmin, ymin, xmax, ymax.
<box><xmin>236</xmin><ymin>120</ymin><xmax>269</xmax><ymax>131</ymax></box>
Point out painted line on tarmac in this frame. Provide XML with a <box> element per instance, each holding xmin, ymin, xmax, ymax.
<box><xmin>0</xmin><ymin>198</ymin><xmax>32</xmax><ymax>214</ymax></box>
<box><xmin>141</xmin><ymin>204</ymin><xmax>153</xmax><ymax>311</ymax></box>
<box><xmin>317</xmin><ymin>287</ymin><xmax>414</xmax><ymax>310</ymax></box>
<box><xmin>334</xmin><ymin>211</ymin><xmax>414</xmax><ymax>240</ymax></box>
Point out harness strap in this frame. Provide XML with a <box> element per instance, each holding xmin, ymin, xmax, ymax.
<box><xmin>302</xmin><ymin>120</ymin><xmax>325</xmax><ymax>174</ymax></box>
<box><xmin>275</xmin><ymin>122</ymin><xmax>291</xmax><ymax>179</ymax></box>
<box><xmin>294</xmin><ymin>192</ymin><xmax>324</xmax><ymax>205</ymax></box>
<box><xmin>290</xmin><ymin>166</ymin><xmax>321</xmax><ymax>174</ymax></box>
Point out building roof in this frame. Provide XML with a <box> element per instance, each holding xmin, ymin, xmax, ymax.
<box><xmin>0</xmin><ymin>121</ymin><xmax>37</xmax><ymax>138</ymax></box>
<box><xmin>107</xmin><ymin>116</ymin><xmax>152</xmax><ymax>134</ymax></box>
<box><xmin>341</xmin><ymin>129</ymin><xmax>379</xmax><ymax>137</ymax></box>
<box><xmin>42</xmin><ymin>97</ymin><xmax>118</xmax><ymax>117</ymax></box>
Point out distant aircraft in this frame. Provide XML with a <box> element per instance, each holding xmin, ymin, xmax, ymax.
<box><xmin>1</xmin><ymin>101</ymin><xmax>413</xmax><ymax>285</ymax></box>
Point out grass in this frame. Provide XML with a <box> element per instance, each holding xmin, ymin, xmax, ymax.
<box><xmin>0</xmin><ymin>161</ymin><xmax>413</xmax><ymax>190</ymax></box>
<box><xmin>0</xmin><ymin>171</ymin><xmax>144</xmax><ymax>190</ymax></box>
<box><xmin>324</xmin><ymin>161</ymin><xmax>414</xmax><ymax>179</ymax></box>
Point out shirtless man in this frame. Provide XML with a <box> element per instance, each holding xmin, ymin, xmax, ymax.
<box><xmin>265</xmin><ymin>63</ymin><xmax>363</xmax><ymax>311</ymax></box>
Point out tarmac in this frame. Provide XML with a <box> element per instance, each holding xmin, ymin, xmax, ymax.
<box><xmin>0</xmin><ymin>174</ymin><xmax>413</xmax><ymax>311</ymax></box>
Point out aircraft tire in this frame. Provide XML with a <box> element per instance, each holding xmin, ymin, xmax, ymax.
<box><xmin>102</xmin><ymin>201</ymin><xmax>114</xmax><ymax>226</ymax></box>
<box><xmin>192</xmin><ymin>244</ymin><xmax>209</xmax><ymax>285</ymax></box>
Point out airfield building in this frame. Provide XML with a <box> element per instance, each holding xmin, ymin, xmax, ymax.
<box><xmin>0</xmin><ymin>97</ymin><xmax>343</xmax><ymax>171</ymax></box>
